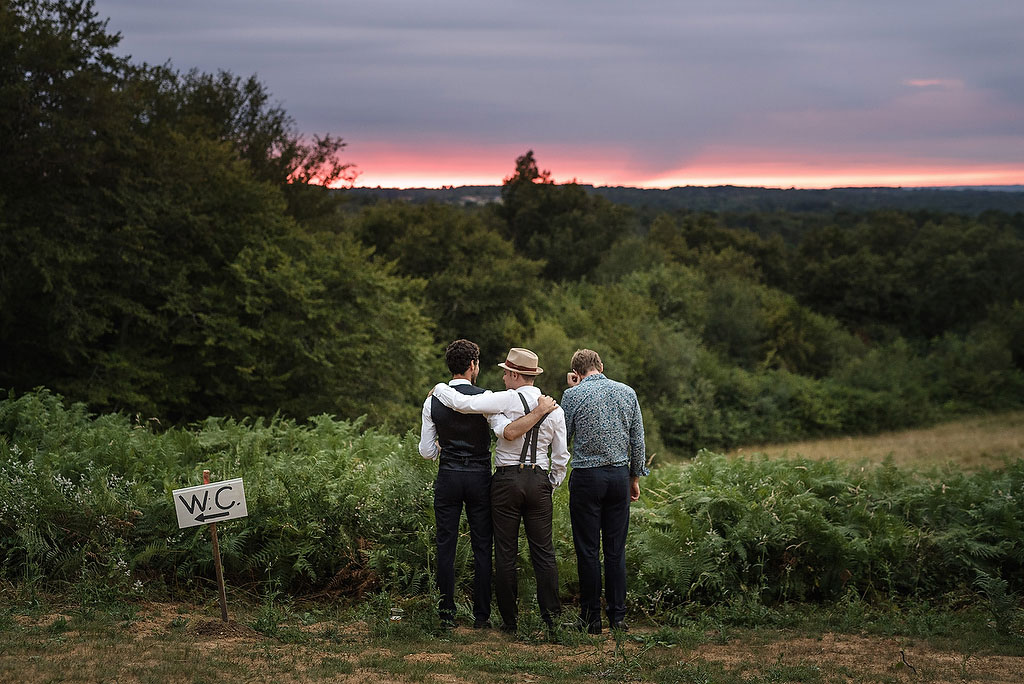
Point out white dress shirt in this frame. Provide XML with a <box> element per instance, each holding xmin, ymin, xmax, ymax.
<box><xmin>431</xmin><ymin>382</ymin><xmax>569</xmax><ymax>487</ymax></box>
<box><xmin>418</xmin><ymin>378</ymin><xmax>475</xmax><ymax>460</ymax></box>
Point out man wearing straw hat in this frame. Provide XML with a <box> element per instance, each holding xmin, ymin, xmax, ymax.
<box><xmin>420</xmin><ymin>340</ymin><xmax>556</xmax><ymax>630</ymax></box>
<box><xmin>431</xmin><ymin>347</ymin><xmax>569</xmax><ymax>634</ymax></box>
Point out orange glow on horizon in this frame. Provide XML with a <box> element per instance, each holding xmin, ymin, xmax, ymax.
<box><xmin>341</xmin><ymin>142</ymin><xmax>1024</xmax><ymax>190</ymax></box>
<box><xmin>639</xmin><ymin>165</ymin><xmax>1024</xmax><ymax>190</ymax></box>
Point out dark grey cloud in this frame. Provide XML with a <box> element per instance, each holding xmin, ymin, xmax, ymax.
<box><xmin>92</xmin><ymin>0</ymin><xmax>1024</xmax><ymax>182</ymax></box>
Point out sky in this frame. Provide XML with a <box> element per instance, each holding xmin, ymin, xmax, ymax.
<box><xmin>92</xmin><ymin>0</ymin><xmax>1024</xmax><ymax>189</ymax></box>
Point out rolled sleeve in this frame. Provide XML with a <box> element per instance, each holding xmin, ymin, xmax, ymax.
<box><xmin>548</xmin><ymin>410</ymin><xmax>570</xmax><ymax>487</ymax></box>
<box><xmin>489</xmin><ymin>413</ymin><xmax>513</xmax><ymax>439</ymax></box>
<box><xmin>418</xmin><ymin>397</ymin><xmax>439</xmax><ymax>460</ymax></box>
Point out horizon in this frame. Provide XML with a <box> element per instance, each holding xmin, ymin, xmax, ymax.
<box><xmin>348</xmin><ymin>179</ymin><xmax>1024</xmax><ymax>192</ymax></box>
<box><xmin>336</xmin><ymin>148</ymin><xmax>1024</xmax><ymax>191</ymax></box>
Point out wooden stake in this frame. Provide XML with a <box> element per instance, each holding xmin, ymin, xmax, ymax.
<box><xmin>203</xmin><ymin>470</ymin><xmax>230</xmax><ymax>622</ymax></box>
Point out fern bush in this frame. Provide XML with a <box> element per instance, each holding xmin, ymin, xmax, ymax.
<box><xmin>2</xmin><ymin>389</ymin><xmax>1022</xmax><ymax>611</ymax></box>
<box><xmin>628</xmin><ymin>452</ymin><xmax>1024</xmax><ymax>609</ymax></box>
<box><xmin>0</xmin><ymin>389</ymin><xmax>435</xmax><ymax>596</ymax></box>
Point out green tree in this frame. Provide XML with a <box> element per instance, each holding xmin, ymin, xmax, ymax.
<box><xmin>0</xmin><ymin>0</ymin><xmax>432</xmax><ymax>424</ymax></box>
<box><xmin>349</xmin><ymin>202</ymin><xmax>542</xmax><ymax>363</ymax></box>
<box><xmin>497</xmin><ymin>151</ymin><xmax>633</xmax><ymax>280</ymax></box>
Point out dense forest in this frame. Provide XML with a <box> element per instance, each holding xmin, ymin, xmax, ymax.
<box><xmin>3</xmin><ymin>0</ymin><xmax>1023</xmax><ymax>458</ymax></box>
<box><xmin>348</xmin><ymin>183</ymin><xmax>1024</xmax><ymax>217</ymax></box>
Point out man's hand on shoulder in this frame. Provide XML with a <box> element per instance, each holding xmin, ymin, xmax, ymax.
<box><xmin>537</xmin><ymin>395</ymin><xmax>558</xmax><ymax>414</ymax></box>
<box><xmin>427</xmin><ymin>382</ymin><xmax>449</xmax><ymax>402</ymax></box>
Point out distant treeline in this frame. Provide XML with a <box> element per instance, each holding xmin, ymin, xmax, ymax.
<box><xmin>3</xmin><ymin>0</ymin><xmax>1023</xmax><ymax>456</ymax></box>
<box><xmin>346</xmin><ymin>184</ymin><xmax>1024</xmax><ymax>219</ymax></box>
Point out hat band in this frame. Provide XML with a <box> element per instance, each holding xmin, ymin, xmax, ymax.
<box><xmin>505</xmin><ymin>359</ymin><xmax>538</xmax><ymax>373</ymax></box>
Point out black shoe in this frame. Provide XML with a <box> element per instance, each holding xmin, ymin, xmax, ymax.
<box><xmin>440</xmin><ymin>618</ymin><xmax>456</xmax><ymax>630</ymax></box>
<box><xmin>473</xmin><ymin>619</ymin><xmax>492</xmax><ymax>630</ymax></box>
<box><xmin>499</xmin><ymin>622</ymin><xmax>517</xmax><ymax>634</ymax></box>
<box><xmin>610</xmin><ymin>620</ymin><xmax>629</xmax><ymax>632</ymax></box>
<box><xmin>588</xmin><ymin>623</ymin><xmax>603</xmax><ymax>634</ymax></box>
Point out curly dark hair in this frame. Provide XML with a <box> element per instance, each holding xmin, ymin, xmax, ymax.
<box><xmin>445</xmin><ymin>339</ymin><xmax>480</xmax><ymax>376</ymax></box>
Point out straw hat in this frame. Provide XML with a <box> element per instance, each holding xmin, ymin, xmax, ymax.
<box><xmin>497</xmin><ymin>347</ymin><xmax>543</xmax><ymax>375</ymax></box>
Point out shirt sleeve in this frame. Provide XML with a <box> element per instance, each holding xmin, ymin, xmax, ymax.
<box><xmin>628</xmin><ymin>394</ymin><xmax>649</xmax><ymax>477</ymax></box>
<box><xmin>548</xmin><ymin>409</ymin><xmax>573</xmax><ymax>483</ymax></box>
<box><xmin>548</xmin><ymin>409</ymin><xmax>570</xmax><ymax>487</ymax></box>
<box><xmin>432</xmin><ymin>383</ymin><xmax>513</xmax><ymax>415</ymax></box>
<box><xmin>560</xmin><ymin>388</ymin><xmax>578</xmax><ymax>444</ymax></box>
<box><xmin>418</xmin><ymin>396</ymin><xmax>439</xmax><ymax>460</ymax></box>
<box><xmin>488</xmin><ymin>413</ymin><xmax>511</xmax><ymax>439</ymax></box>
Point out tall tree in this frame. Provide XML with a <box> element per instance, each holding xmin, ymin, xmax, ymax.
<box><xmin>497</xmin><ymin>151</ymin><xmax>632</xmax><ymax>280</ymax></box>
<box><xmin>0</xmin><ymin>0</ymin><xmax>431</xmax><ymax>424</ymax></box>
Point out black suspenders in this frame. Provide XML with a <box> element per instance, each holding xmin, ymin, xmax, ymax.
<box><xmin>517</xmin><ymin>392</ymin><xmax>547</xmax><ymax>468</ymax></box>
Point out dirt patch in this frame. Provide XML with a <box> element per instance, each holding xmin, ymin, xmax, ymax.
<box><xmin>403</xmin><ymin>652</ymin><xmax>454</xmax><ymax>665</ymax></box>
<box><xmin>190</xmin><ymin>618</ymin><xmax>260</xmax><ymax>639</ymax></box>
<box><xmin>692</xmin><ymin>632</ymin><xmax>1024</xmax><ymax>684</ymax></box>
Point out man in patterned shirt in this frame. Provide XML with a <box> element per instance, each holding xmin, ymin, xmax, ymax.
<box><xmin>560</xmin><ymin>348</ymin><xmax>648</xmax><ymax>634</ymax></box>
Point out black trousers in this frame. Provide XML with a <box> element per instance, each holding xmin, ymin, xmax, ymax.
<box><xmin>568</xmin><ymin>465</ymin><xmax>630</xmax><ymax>627</ymax></box>
<box><xmin>490</xmin><ymin>466</ymin><xmax>561</xmax><ymax>627</ymax></box>
<box><xmin>434</xmin><ymin>468</ymin><xmax>492</xmax><ymax>623</ymax></box>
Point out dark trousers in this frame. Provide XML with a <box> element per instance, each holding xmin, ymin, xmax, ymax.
<box><xmin>569</xmin><ymin>465</ymin><xmax>630</xmax><ymax>627</ymax></box>
<box><xmin>434</xmin><ymin>468</ymin><xmax>492</xmax><ymax>623</ymax></box>
<box><xmin>490</xmin><ymin>466</ymin><xmax>561</xmax><ymax>627</ymax></box>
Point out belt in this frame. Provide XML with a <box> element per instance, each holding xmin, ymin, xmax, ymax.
<box><xmin>495</xmin><ymin>464</ymin><xmax>547</xmax><ymax>473</ymax></box>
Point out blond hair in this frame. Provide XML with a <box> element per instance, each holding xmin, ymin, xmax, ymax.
<box><xmin>570</xmin><ymin>349</ymin><xmax>603</xmax><ymax>376</ymax></box>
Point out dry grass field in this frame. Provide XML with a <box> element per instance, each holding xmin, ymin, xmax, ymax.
<box><xmin>728</xmin><ymin>410</ymin><xmax>1024</xmax><ymax>470</ymax></box>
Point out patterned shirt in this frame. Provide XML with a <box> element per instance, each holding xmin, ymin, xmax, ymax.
<box><xmin>560</xmin><ymin>373</ymin><xmax>648</xmax><ymax>477</ymax></box>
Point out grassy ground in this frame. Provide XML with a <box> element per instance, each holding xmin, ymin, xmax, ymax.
<box><xmin>727</xmin><ymin>410</ymin><xmax>1024</xmax><ymax>470</ymax></box>
<box><xmin>0</xmin><ymin>593</ymin><xmax>1022</xmax><ymax>684</ymax></box>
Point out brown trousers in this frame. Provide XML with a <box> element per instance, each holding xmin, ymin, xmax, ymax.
<box><xmin>490</xmin><ymin>466</ymin><xmax>561</xmax><ymax>627</ymax></box>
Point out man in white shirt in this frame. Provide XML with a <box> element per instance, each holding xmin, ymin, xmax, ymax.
<box><xmin>419</xmin><ymin>340</ymin><xmax>555</xmax><ymax>630</ymax></box>
<box><xmin>431</xmin><ymin>347</ymin><xmax>569</xmax><ymax>634</ymax></box>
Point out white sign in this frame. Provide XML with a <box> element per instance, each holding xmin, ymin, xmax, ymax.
<box><xmin>172</xmin><ymin>478</ymin><xmax>248</xmax><ymax>529</ymax></box>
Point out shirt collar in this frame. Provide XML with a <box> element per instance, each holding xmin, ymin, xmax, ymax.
<box><xmin>581</xmin><ymin>373</ymin><xmax>606</xmax><ymax>383</ymax></box>
<box><xmin>449</xmin><ymin>378</ymin><xmax>471</xmax><ymax>386</ymax></box>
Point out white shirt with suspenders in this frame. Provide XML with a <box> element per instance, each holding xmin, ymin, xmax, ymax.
<box><xmin>430</xmin><ymin>383</ymin><xmax>569</xmax><ymax>487</ymax></box>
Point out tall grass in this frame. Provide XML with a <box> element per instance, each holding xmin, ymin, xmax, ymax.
<box><xmin>2</xmin><ymin>389</ymin><xmax>1022</xmax><ymax>613</ymax></box>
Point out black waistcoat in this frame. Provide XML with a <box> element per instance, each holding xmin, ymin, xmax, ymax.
<box><xmin>431</xmin><ymin>384</ymin><xmax>492</xmax><ymax>471</ymax></box>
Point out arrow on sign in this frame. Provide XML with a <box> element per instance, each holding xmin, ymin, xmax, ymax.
<box><xmin>195</xmin><ymin>510</ymin><xmax>232</xmax><ymax>523</ymax></box>
<box><xmin>172</xmin><ymin>478</ymin><xmax>248</xmax><ymax>529</ymax></box>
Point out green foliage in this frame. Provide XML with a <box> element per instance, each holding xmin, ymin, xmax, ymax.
<box><xmin>629</xmin><ymin>453</ymin><xmax>1024</xmax><ymax>607</ymax></box>
<box><xmin>498</xmin><ymin>150</ymin><xmax>634</xmax><ymax>280</ymax></box>
<box><xmin>4</xmin><ymin>2</ymin><xmax>1023</xmax><ymax>461</ymax></box>
<box><xmin>0</xmin><ymin>389</ymin><xmax>436</xmax><ymax>596</ymax></box>
<box><xmin>0</xmin><ymin>0</ymin><xmax>428</xmax><ymax>426</ymax></box>
<box><xmin>793</xmin><ymin>212</ymin><xmax>1024</xmax><ymax>339</ymax></box>
<box><xmin>3</xmin><ymin>391</ymin><xmax>1022</xmax><ymax>618</ymax></box>
<box><xmin>346</xmin><ymin>201</ymin><xmax>542</xmax><ymax>363</ymax></box>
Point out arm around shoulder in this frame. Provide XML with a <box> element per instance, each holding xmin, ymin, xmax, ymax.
<box><xmin>502</xmin><ymin>394</ymin><xmax>558</xmax><ymax>441</ymax></box>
